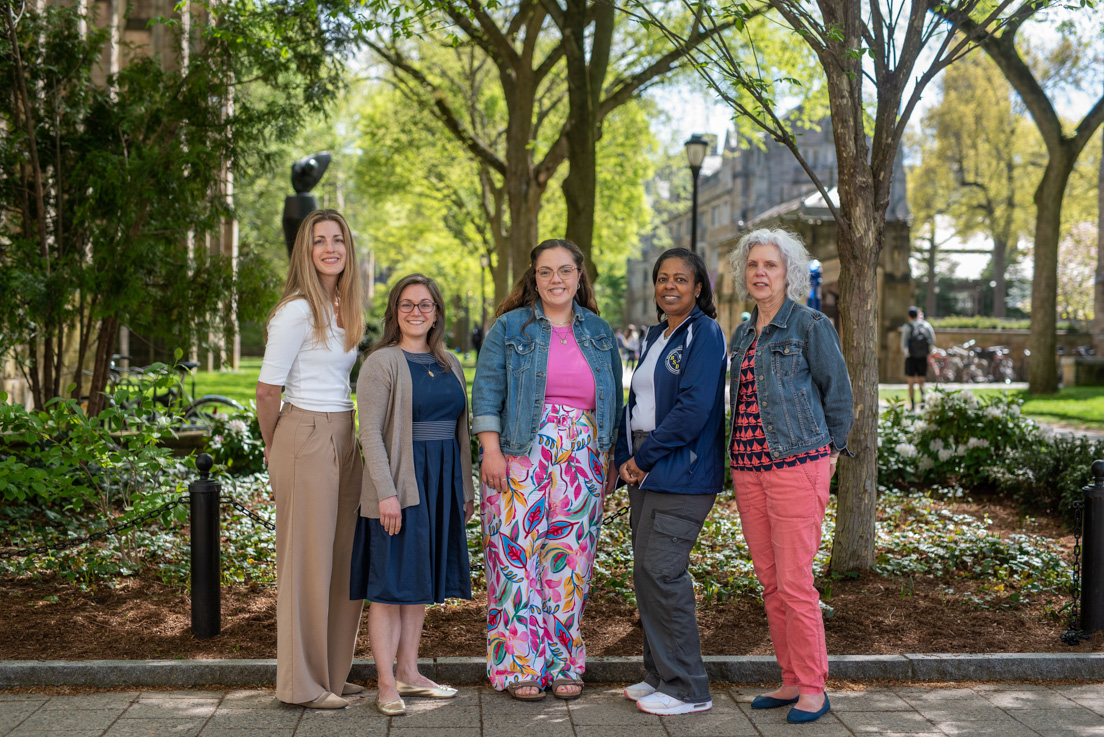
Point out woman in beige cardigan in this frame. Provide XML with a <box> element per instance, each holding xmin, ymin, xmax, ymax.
<box><xmin>352</xmin><ymin>273</ymin><xmax>475</xmax><ymax>716</ymax></box>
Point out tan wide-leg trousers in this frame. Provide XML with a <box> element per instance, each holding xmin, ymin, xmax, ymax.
<box><xmin>270</xmin><ymin>404</ymin><xmax>363</xmax><ymax>705</ymax></box>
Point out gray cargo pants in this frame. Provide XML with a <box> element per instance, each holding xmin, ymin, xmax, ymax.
<box><xmin>629</xmin><ymin>477</ymin><xmax>716</xmax><ymax>703</ymax></box>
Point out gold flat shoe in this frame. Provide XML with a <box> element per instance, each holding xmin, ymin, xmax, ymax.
<box><xmin>376</xmin><ymin>696</ymin><xmax>406</xmax><ymax>716</ymax></box>
<box><xmin>341</xmin><ymin>682</ymin><xmax>365</xmax><ymax>696</ymax></box>
<box><xmin>396</xmin><ymin>680</ymin><xmax>458</xmax><ymax>699</ymax></box>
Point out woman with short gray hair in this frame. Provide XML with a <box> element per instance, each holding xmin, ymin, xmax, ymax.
<box><xmin>728</xmin><ymin>228</ymin><xmax>811</xmax><ymax>303</ymax></box>
<box><xmin>727</xmin><ymin>228</ymin><xmax>853</xmax><ymax>724</ymax></box>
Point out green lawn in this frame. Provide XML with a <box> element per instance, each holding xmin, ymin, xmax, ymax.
<box><xmin>191</xmin><ymin>355</ymin><xmax>480</xmax><ymax>407</ymax></box>
<box><xmin>190</xmin><ymin>357</ymin><xmax>264</xmax><ymax>405</ymax></box>
<box><xmin>199</xmin><ymin>362</ymin><xmax>1104</xmax><ymax>431</ymax></box>
<box><xmin>1014</xmin><ymin>387</ymin><xmax>1104</xmax><ymax>429</ymax></box>
<box><xmin>881</xmin><ymin>385</ymin><xmax>1104</xmax><ymax>430</ymax></box>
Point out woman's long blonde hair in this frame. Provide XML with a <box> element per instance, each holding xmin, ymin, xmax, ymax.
<box><xmin>266</xmin><ymin>209</ymin><xmax>364</xmax><ymax>352</ymax></box>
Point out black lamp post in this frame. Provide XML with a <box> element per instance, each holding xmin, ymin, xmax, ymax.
<box><xmin>282</xmin><ymin>152</ymin><xmax>332</xmax><ymax>256</ymax></box>
<box><xmin>684</xmin><ymin>134</ymin><xmax>709</xmax><ymax>254</ymax></box>
<box><xmin>479</xmin><ymin>253</ymin><xmax>490</xmax><ymax>328</ymax></box>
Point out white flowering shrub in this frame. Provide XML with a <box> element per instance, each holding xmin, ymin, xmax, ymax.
<box><xmin>205</xmin><ymin>405</ymin><xmax>266</xmax><ymax>475</ymax></box>
<box><xmin>878</xmin><ymin>389</ymin><xmax>1038</xmax><ymax>488</ymax></box>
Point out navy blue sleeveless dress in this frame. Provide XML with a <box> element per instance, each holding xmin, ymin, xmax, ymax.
<box><xmin>349</xmin><ymin>351</ymin><xmax>472</xmax><ymax>604</ymax></box>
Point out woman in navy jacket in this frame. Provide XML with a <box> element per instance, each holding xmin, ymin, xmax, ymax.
<box><xmin>614</xmin><ymin>248</ymin><xmax>727</xmax><ymax>716</ymax></box>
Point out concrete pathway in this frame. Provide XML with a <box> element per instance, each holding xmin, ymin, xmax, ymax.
<box><xmin>3</xmin><ymin>682</ymin><xmax>1104</xmax><ymax>737</ymax></box>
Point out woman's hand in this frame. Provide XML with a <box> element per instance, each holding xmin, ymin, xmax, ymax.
<box><xmin>379</xmin><ymin>496</ymin><xmax>402</xmax><ymax>536</ymax></box>
<box><xmin>620</xmin><ymin>457</ymin><xmax>644</xmax><ymax>486</ymax></box>
<box><xmin>464</xmin><ymin>500</ymin><xmax>475</xmax><ymax>522</ymax></box>
<box><xmin>480</xmin><ymin>448</ymin><xmax>510</xmax><ymax>493</ymax></box>
<box><xmin>829</xmin><ymin>452</ymin><xmax>840</xmax><ymax>479</ymax></box>
<box><xmin>255</xmin><ymin>382</ymin><xmax>281</xmax><ymax>470</ymax></box>
<box><xmin>604</xmin><ymin>458</ymin><xmax>618</xmax><ymax>494</ymax></box>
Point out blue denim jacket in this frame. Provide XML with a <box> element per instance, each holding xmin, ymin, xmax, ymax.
<box><xmin>730</xmin><ymin>298</ymin><xmax>854</xmax><ymax>459</ymax></box>
<box><xmin>471</xmin><ymin>302</ymin><xmax>622</xmax><ymax>456</ymax></box>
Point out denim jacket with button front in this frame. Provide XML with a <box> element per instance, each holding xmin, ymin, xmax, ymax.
<box><xmin>471</xmin><ymin>302</ymin><xmax>622</xmax><ymax>456</ymax></box>
<box><xmin>729</xmin><ymin>298</ymin><xmax>854</xmax><ymax>460</ymax></box>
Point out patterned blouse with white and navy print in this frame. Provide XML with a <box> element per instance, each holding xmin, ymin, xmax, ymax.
<box><xmin>729</xmin><ymin>339</ymin><xmax>830</xmax><ymax>472</ymax></box>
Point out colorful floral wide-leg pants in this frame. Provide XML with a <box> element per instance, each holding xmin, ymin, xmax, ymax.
<box><xmin>482</xmin><ymin>403</ymin><xmax>606</xmax><ymax>690</ymax></box>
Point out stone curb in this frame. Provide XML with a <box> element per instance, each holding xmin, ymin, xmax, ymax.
<box><xmin>1</xmin><ymin>654</ymin><xmax>1102</xmax><ymax>688</ymax></box>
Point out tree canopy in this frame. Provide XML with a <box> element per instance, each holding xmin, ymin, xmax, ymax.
<box><xmin>629</xmin><ymin>0</ymin><xmax>1090</xmax><ymax>571</ymax></box>
<box><xmin>360</xmin><ymin>1</ymin><xmax>734</xmax><ymax>301</ymax></box>
<box><xmin>943</xmin><ymin>6</ymin><xmax>1104</xmax><ymax>392</ymax></box>
<box><xmin>0</xmin><ymin>1</ymin><xmax>358</xmax><ymax>410</ymax></box>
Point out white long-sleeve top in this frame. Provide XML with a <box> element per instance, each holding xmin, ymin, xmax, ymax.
<box><xmin>258</xmin><ymin>298</ymin><xmax>356</xmax><ymax>412</ymax></box>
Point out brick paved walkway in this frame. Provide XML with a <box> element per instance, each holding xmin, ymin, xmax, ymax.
<box><xmin>3</xmin><ymin>682</ymin><xmax>1103</xmax><ymax>736</ymax></box>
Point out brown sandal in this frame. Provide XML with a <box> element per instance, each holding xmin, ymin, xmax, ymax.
<box><xmin>552</xmin><ymin>678</ymin><xmax>584</xmax><ymax>700</ymax></box>
<box><xmin>506</xmin><ymin>680</ymin><xmax>546</xmax><ymax>701</ymax></box>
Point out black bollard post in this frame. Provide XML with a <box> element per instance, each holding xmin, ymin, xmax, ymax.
<box><xmin>1081</xmin><ymin>459</ymin><xmax>1104</xmax><ymax>634</ymax></box>
<box><xmin>190</xmin><ymin>453</ymin><xmax>221</xmax><ymax>639</ymax></box>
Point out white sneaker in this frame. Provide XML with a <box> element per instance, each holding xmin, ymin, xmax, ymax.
<box><xmin>623</xmin><ymin>681</ymin><xmax>656</xmax><ymax>701</ymax></box>
<box><xmin>636</xmin><ymin>691</ymin><xmax>712</xmax><ymax>715</ymax></box>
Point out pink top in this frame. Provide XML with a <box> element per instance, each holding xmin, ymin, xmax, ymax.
<box><xmin>544</xmin><ymin>326</ymin><xmax>596</xmax><ymax>410</ymax></box>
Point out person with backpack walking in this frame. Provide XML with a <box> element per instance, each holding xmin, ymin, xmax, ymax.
<box><xmin>901</xmin><ymin>307</ymin><xmax>935</xmax><ymax>409</ymax></box>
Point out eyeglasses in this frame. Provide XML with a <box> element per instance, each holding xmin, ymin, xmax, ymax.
<box><xmin>535</xmin><ymin>266</ymin><xmax>578</xmax><ymax>280</ymax></box>
<box><xmin>398</xmin><ymin>300</ymin><xmax>437</xmax><ymax>314</ymax></box>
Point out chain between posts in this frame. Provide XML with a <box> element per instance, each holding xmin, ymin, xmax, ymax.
<box><xmin>602</xmin><ymin>504</ymin><xmax>630</xmax><ymax>526</ymax></box>
<box><xmin>1061</xmin><ymin>500</ymin><xmax>1087</xmax><ymax>646</ymax></box>
<box><xmin>0</xmin><ymin>495</ymin><xmax>279</xmax><ymax>562</ymax></box>
<box><xmin>1</xmin><ymin>493</ymin><xmax>625</xmax><ymax>566</ymax></box>
<box><xmin>222</xmin><ymin>497</ymin><xmax>275</xmax><ymax>531</ymax></box>
<box><xmin>0</xmin><ymin>498</ymin><xmax>185</xmax><ymax>561</ymax></box>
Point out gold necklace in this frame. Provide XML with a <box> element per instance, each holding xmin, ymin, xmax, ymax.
<box><xmin>404</xmin><ymin>349</ymin><xmax>436</xmax><ymax>377</ymax></box>
<box><xmin>551</xmin><ymin>325</ymin><xmax>572</xmax><ymax>344</ymax></box>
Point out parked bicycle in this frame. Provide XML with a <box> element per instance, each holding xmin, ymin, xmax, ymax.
<box><xmin>928</xmin><ymin>347</ymin><xmax>954</xmax><ymax>382</ymax></box>
<box><xmin>85</xmin><ymin>356</ymin><xmax>243</xmax><ymax>430</ymax></box>
<box><xmin>976</xmin><ymin>344</ymin><xmax>1015</xmax><ymax>384</ymax></box>
<box><xmin>928</xmin><ymin>340</ymin><xmax>1016</xmax><ymax>383</ymax></box>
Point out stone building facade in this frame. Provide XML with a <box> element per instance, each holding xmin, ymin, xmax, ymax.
<box><xmin>625</xmin><ymin>121</ymin><xmax>913</xmax><ymax>382</ymax></box>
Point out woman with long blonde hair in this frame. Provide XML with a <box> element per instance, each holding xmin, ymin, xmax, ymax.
<box><xmin>256</xmin><ymin>209</ymin><xmax>366</xmax><ymax>709</ymax></box>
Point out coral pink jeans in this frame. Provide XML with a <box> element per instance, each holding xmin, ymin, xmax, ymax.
<box><xmin>732</xmin><ymin>455</ymin><xmax>830</xmax><ymax>694</ymax></box>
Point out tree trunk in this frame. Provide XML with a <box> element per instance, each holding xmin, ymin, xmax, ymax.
<box><xmin>830</xmin><ymin>184</ymin><xmax>880</xmax><ymax>573</ymax></box>
<box><xmin>992</xmin><ymin>235</ymin><xmax>1007</xmax><ymax>318</ymax></box>
<box><xmin>1093</xmin><ymin>124</ymin><xmax>1104</xmax><ymax>353</ymax></box>
<box><xmin>71</xmin><ymin>298</ymin><xmax>96</xmax><ymax>401</ymax></box>
<box><xmin>800</xmin><ymin>0</ymin><xmax>879</xmax><ymax>572</ymax></box>
<box><xmin>502</xmin><ymin>68</ymin><xmax>542</xmax><ymax>290</ymax></box>
<box><xmin>561</xmin><ymin>20</ymin><xmax>599</xmax><ymax>275</ymax></box>
<box><xmin>478</xmin><ymin>165</ymin><xmax>510</xmax><ymax>307</ymax></box>
<box><xmin>560</xmin><ymin>0</ymin><xmax>613</xmax><ymax>278</ymax></box>
<box><xmin>1028</xmin><ymin>153</ymin><xmax>1076</xmax><ymax>394</ymax></box>
<box><xmin>925</xmin><ymin>222</ymin><xmax>938</xmax><ymax>318</ymax></box>
<box><xmin>86</xmin><ymin>316</ymin><xmax>119</xmax><ymax>418</ymax></box>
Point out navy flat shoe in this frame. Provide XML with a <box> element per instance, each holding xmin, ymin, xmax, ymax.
<box><xmin>751</xmin><ymin>694</ymin><xmax>800</xmax><ymax>709</ymax></box>
<box><xmin>787</xmin><ymin>694</ymin><xmax>831</xmax><ymax>723</ymax></box>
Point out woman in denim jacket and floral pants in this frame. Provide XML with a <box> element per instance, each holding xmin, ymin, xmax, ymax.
<box><xmin>471</xmin><ymin>239</ymin><xmax>622</xmax><ymax>701</ymax></box>
<box><xmin>728</xmin><ymin>229</ymin><xmax>853</xmax><ymax>724</ymax></box>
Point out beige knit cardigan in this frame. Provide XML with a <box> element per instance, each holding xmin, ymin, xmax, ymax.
<box><xmin>356</xmin><ymin>345</ymin><xmax>476</xmax><ymax>518</ymax></box>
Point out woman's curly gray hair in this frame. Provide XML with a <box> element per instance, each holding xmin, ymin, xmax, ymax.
<box><xmin>729</xmin><ymin>228</ymin><xmax>812</xmax><ymax>303</ymax></box>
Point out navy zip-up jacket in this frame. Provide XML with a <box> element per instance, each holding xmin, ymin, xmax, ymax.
<box><xmin>614</xmin><ymin>306</ymin><xmax>727</xmax><ymax>494</ymax></box>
